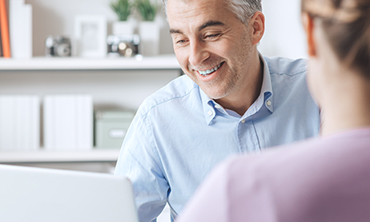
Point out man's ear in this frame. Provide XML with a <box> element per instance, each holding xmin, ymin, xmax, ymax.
<box><xmin>302</xmin><ymin>12</ymin><xmax>316</xmax><ymax>57</ymax></box>
<box><xmin>250</xmin><ymin>11</ymin><xmax>265</xmax><ymax>45</ymax></box>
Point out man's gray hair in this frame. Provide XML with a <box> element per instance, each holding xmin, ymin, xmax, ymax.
<box><xmin>161</xmin><ymin>0</ymin><xmax>262</xmax><ymax>24</ymax></box>
<box><xmin>228</xmin><ymin>0</ymin><xmax>262</xmax><ymax>23</ymax></box>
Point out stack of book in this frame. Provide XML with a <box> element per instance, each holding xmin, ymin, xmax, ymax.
<box><xmin>0</xmin><ymin>0</ymin><xmax>32</xmax><ymax>58</ymax></box>
<box><xmin>43</xmin><ymin>95</ymin><xmax>93</xmax><ymax>151</ymax></box>
<box><xmin>0</xmin><ymin>96</ymin><xmax>40</xmax><ymax>150</ymax></box>
<box><xmin>0</xmin><ymin>95</ymin><xmax>94</xmax><ymax>151</ymax></box>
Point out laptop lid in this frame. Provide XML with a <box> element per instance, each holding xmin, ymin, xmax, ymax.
<box><xmin>0</xmin><ymin>164</ymin><xmax>139</xmax><ymax>222</ymax></box>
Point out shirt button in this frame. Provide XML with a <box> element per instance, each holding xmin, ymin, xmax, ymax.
<box><xmin>266</xmin><ymin>100</ymin><xmax>272</xmax><ymax>106</ymax></box>
<box><xmin>215</xmin><ymin>104</ymin><xmax>221</xmax><ymax>109</ymax></box>
<box><xmin>241</xmin><ymin>119</ymin><xmax>246</xmax><ymax>124</ymax></box>
<box><xmin>208</xmin><ymin>111</ymin><xmax>213</xmax><ymax>116</ymax></box>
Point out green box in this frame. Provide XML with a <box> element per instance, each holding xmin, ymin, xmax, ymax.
<box><xmin>95</xmin><ymin>111</ymin><xmax>135</xmax><ymax>149</ymax></box>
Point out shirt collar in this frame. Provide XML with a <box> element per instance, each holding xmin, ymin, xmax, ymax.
<box><xmin>200</xmin><ymin>90</ymin><xmax>217</xmax><ymax>125</ymax></box>
<box><xmin>257</xmin><ymin>54</ymin><xmax>274</xmax><ymax>113</ymax></box>
<box><xmin>200</xmin><ymin>53</ymin><xmax>274</xmax><ymax>125</ymax></box>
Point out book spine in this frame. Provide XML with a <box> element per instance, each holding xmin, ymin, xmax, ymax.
<box><xmin>0</xmin><ymin>24</ymin><xmax>3</xmax><ymax>57</ymax></box>
<box><xmin>76</xmin><ymin>95</ymin><xmax>93</xmax><ymax>150</ymax></box>
<box><xmin>9</xmin><ymin>0</ymin><xmax>32</xmax><ymax>58</ymax></box>
<box><xmin>14</xmin><ymin>96</ymin><xmax>25</xmax><ymax>150</ymax></box>
<box><xmin>0</xmin><ymin>0</ymin><xmax>11</xmax><ymax>57</ymax></box>
<box><xmin>43</xmin><ymin>96</ymin><xmax>55</xmax><ymax>150</ymax></box>
<box><xmin>30</xmin><ymin>96</ymin><xmax>40</xmax><ymax>150</ymax></box>
<box><xmin>0</xmin><ymin>97</ymin><xmax>3</xmax><ymax>150</ymax></box>
<box><xmin>24</xmin><ymin>4</ymin><xmax>32</xmax><ymax>58</ymax></box>
<box><xmin>0</xmin><ymin>96</ymin><xmax>15</xmax><ymax>150</ymax></box>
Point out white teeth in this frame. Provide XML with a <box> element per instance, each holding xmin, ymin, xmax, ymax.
<box><xmin>198</xmin><ymin>63</ymin><xmax>222</xmax><ymax>76</ymax></box>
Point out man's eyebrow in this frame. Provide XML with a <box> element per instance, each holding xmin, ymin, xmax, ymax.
<box><xmin>169</xmin><ymin>20</ymin><xmax>225</xmax><ymax>35</ymax></box>
<box><xmin>169</xmin><ymin>29</ymin><xmax>182</xmax><ymax>34</ymax></box>
<box><xmin>198</xmin><ymin>20</ymin><xmax>225</xmax><ymax>32</ymax></box>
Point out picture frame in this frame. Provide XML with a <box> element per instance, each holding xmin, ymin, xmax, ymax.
<box><xmin>74</xmin><ymin>15</ymin><xmax>107</xmax><ymax>57</ymax></box>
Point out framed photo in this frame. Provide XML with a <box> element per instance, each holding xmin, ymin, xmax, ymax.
<box><xmin>74</xmin><ymin>15</ymin><xmax>107</xmax><ymax>57</ymax></box>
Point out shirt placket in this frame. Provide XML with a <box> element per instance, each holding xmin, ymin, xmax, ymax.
<box><xmin>237</xmin><ymin>117</ymin><xmax>261</xmax><ymax>153</ymax></box>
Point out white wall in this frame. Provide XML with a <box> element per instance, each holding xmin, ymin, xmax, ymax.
<box><xmin>26</xmin><ymin>0</ymin><xmax>305</xmax><ymax>59</ymax></box>
<box><xmin>0</xmin><ymin>70</ymin><xmax>179</xmax><ymax>110</ymax></box>
<box><xmin>27</xmin><ymin>0</ymin><xmax>174</xmax><ymax>57</ymax></box>
<box><xmin>258</xmin><ymin>0</ymin><xmax>308</xmax><ymax>59</ymax></box>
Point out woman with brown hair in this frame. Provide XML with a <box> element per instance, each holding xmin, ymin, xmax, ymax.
<box><xmin>176</xmin><ymin>0</ymin><xmax>370</xmax><ymax>221</ymax></box>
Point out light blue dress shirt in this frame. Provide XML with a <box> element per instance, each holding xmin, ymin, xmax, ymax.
<box><xmin>114</xmin><ymin>56</ymin><xmax>320</xmax><ymax>222</ymax></box>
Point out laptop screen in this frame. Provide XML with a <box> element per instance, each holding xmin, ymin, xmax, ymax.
<box><xmin>0</xmin><ymin>164</ymin><xmax>139</xmax><ymax>222</ymax></box>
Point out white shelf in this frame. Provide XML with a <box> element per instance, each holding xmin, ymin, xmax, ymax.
<box><xmin>0</xmin><ymin>149</ymin><xmax>121</xmax><ymax>163</ymax></box>
<box><xmin>0</xmin><ymin>54</ymin><xmax>181</xmax><ymax>71</ymax></box>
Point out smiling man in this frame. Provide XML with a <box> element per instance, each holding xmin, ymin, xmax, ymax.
<box><xmin>115</xmin><ymin>0</ymin><xmax>320</xmax><ymax>221</ymax></box>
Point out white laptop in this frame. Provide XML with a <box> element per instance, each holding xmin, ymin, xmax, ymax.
<box><xmin>0</xmin><ymin>164</ymin><xmax>139</xmax><ymax>222</ymax></box>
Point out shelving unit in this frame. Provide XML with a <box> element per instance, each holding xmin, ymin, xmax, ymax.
<box><xmin>0</xmin><ymin>0</ymin><xmax>179</xmax><ymax>173</ymax></box>
<box><xmin>0</xmin><ymin>55</ymin><xmax>181</xmax><ymax>167</ymax></box>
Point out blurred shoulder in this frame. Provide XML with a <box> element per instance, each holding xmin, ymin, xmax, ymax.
<box><xmin>264</xmin><ymin>56</ymin><xmax>307</xmax><ymax>77</ymax></box>
<box><xmin>137</xmin><ymin>75</ymin><xmax>199</xmax><ymax>116</ymax></box>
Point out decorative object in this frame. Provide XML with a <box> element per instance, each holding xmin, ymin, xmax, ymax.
<box><xmin>110</xmin><ymin>0</ymin><xmax>135</xmax><ymax>35</ymax></box>
<box><xmin>112</xmin><ymin>21</ymin><xmax>135</xmax><ymax>36</ymax></box>
<box><xmin>107</xmin><ymin>34</ymin><xmax>140</xmax><ymax>57</ymax></box>
<box><xmin>136</xmin><ymin>0</ymin><xmax>157</xmax><ymax>22</ymax></box>
<box><xmin>45</xmin><ymin>36</ymin><xmax>71</xmax><ymax>57</ymax></box>
<box><xmin>136</xmin><ymin>0</ymin><xmax>159</xmax><ymax>56</ymax></box>
<box><xmin>95</xmin><ymin>110</ymin><xmax>135</xmax><ymax>149</ymax></box>
<box><xmin>74</xmin><ymin>15</ymin><xmax>107</xmax><ymax>57</ymax></box>
<box><xmin>138</xmin><ymin>21</ymin><xmax>159</xmax><ymax>56</ymax></box>
<box><xmin>111</xmin><ymin>0</ymin><xmax>132</xmax><ymax>21</ymax></box>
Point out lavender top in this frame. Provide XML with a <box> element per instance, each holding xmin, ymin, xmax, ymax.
<box><xmin>178</xmin><ymin>128</ymin><xmax>370</xmax><ymax>222</ymax></box>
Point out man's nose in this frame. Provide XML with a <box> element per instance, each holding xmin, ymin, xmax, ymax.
<box><xmin>189</xmin><ymin>40</ymin><xmax>210</xmax><ymax>67</ymax></box>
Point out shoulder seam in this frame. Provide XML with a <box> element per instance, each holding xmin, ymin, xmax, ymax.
<box><xmin>269</xmin><ymin>69</ymin><xmax>306</xmax><ymax>77</ymax></box>
<box><xmin>142</xmin><ymin>85</ymin><xmax>199</xmax><ymax>118</ymax></box>
<box><xmin>264</xmin><ymin>56</ymin><xmax>307</xmax><ymax>77</ymax></box>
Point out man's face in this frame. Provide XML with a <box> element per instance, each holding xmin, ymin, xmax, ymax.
<box><xmin>167</xmin><ymin>0</ymin><xmax>256</xmax><ymax>100</ymax></box>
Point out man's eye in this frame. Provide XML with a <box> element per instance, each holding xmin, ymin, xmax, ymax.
<box><xmin>176</xmin><ymin>39</ymin><xmax>188</xmax><ymax>45</ymax></box>
<box><xmin>205</xmin><ymin>33</ymin><xmax>220</xmax><ymax>39</ymax></box>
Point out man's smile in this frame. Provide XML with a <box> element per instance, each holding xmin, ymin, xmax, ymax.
<box><xmin>196</xmin><ymin>62</ymin><xmax>225</xmax><ymax>76</ymax></box>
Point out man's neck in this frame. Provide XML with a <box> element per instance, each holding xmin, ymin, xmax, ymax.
<box><xmin>215</xmin><ymin>55</ymin><xmax>264</xmax><ymax>116</ymax></box>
